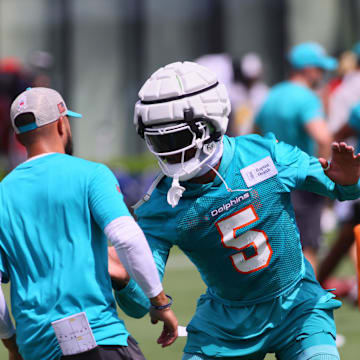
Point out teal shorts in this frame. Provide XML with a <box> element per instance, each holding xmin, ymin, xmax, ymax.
<box><xmin>184</xmin><ymin>263</ymin><xmax>341</xmax><ymax>359</ymax></box>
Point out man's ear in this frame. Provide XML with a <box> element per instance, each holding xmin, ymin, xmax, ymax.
<box><xmin>57</xmin><ymin>116</ymin><xmax>65</xmax><ymax>135</ymax></box>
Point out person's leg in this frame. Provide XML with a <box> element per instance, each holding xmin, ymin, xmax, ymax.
<box><xmin>271</xmin><ymin>263</ymin><xmax>341</xmax><ymax>360</ymax></box>
<box><xmin>291</xmin><ymin>190</ymin><xmax>325</xmax><ymax>274</ymax></box>
<box><xmin>277</xmin><ymin>332</ymin><xmax>339</xmax><ymax>360</ymax></box>
<box><xmin>318</xmin><ymin>200</ymin><xmax>360</xmax><ymax>284</ymax></box>
<box><xmin>317</xmin><ymin>221</ymin><xmax>354</xmax><ymax>284</ymax></box>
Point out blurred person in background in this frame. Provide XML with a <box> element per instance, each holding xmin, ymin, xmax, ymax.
<box><xmin>195</xmin><ymin>52</ymin><xmax>268</xmax><ymax>136</ymax></box>
<box><xmin>318</xmin><ymin>101</ymin><xmax>360</xmax><ymax>303</ymax></box>
<box><xmin>321</xmin><ymin>50</ymin><xmax>357</xmax><ymax>115</ymax></box>
<box><xmin>255</xmin><ymin>42</ymin><xmax>336</xmax><ymax>273</ymax></box>
<box><xmin>0</xmin><ymin>52</ymin><xmax>54</xmax><ymax>172</ymax></box>
<box><xmin>0</xmin><ymin>87</ymin><xmax>178</xmax><ymax>360</ymax></box>
<box><xmin>0</xmin><ymin>57</ymin><xmax>30</xmax><ymax>170</ymax></box>
<box><xmin>328</xmin><ymin>42</ymin><xmax>360</xmax><ymax>133</ymax></box>
<box><xmin>229</xmin><ymin>52</ymin><xmax>268</xmax><ymax>136</ymax></box>
<box><xmin>110</xmin><ymin>61</ymin><xmax>360</xmax><ymax>360</ymax></box>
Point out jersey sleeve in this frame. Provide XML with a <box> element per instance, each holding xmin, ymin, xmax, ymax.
<box><xmin>272</xmin><ymin>138</ymin><xmax>360</xmax><ymax>200</ymax></box>
<box><xmin>88</xmin><ymin>164</ymin><xmax>131</xmax><ymax>230</ymax></box>
<box><xmin>272</xmin><ymin>138</ymin><xmax>310</xmax><ymax>191</ymax></box>
<box><xmin>298</xmin><ymin>156</ymin><xmax>360</xmax><ymax>200</ymax></box>
<box><xmin>348</xmin><ymin>103</ymin><xmax>360</xmax><ymax>133</ymax></box>
<box><xmin>113</xmin><ymin>231</ymin><xmax>172</xmax><ymax>318</ymax></box>
<box><xmin>299</xmin><ymin>91</ymin><xmax>324</xmax><ymax>124</ymax></box>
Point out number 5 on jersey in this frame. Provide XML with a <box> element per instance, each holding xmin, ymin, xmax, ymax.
<box><xmin>215</xmin><ymin>205</ymin><xmax>272</xmax><ymax>274</ymax></box>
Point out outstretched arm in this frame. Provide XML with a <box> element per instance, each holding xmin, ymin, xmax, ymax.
<box><xmin>318</xmin><ymin>142</ymin><xmax>360</xmax><ymax>185</ymax></box>
<box><xmin>105</xmin><ymin>217</ymin><xmax>178</xmax><ymax>347</ymax></box>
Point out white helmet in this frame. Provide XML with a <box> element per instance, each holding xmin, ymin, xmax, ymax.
<box><xmin>134</xmin><ymin>61</ymin><xmax>231</xmax><ymax>184</ymax></box>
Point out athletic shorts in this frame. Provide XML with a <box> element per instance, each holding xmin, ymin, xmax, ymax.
<box><xmin>291</xmin><ymin>190</ymin><xmax>325</xmax><ymax>251</ymax></box>
<box><xmin>184</xmin><ymin>261</ymin><xmax>341</xmax><ymax>359</ymax></box>
<box><xmin>61</xmin><ymin>336</ymin><xmax>146</xmax><ymax>360</ymax></box>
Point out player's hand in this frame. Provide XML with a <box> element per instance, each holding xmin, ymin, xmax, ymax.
<box><xmin>108</xmin><ymin>246</ymin><xmax>130</xmax><ymax>290</ymax></box>
<box><xmin>319</xmin><ymin>142</ymin><xmax>360</xmax><ymax>185</ymax></box>
<box><xmin>149</xmin><ymin>307</ymin><xmax>178</xmax><ymax>347</ymax></box>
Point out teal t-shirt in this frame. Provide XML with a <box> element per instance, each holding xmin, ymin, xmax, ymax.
<box><xmin>0</xmin><ymin>153</ymin><xmax>131</xmax><ymax>360</ymax></box>
<box><xmin>255</xmin><ymin>81</ymin><xmax>324</xmax><ymax>156</ymax></box>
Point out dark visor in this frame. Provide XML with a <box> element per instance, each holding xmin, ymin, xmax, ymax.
<box><xmin>145</xmin><ymin>128</ymin><xmax>194</xmax><ymax>153</ymax></box>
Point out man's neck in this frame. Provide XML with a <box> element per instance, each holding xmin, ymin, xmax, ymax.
<box><xmin>26</xmin><ymin>143</ymin><xmax>64</xmax><ymax>159</ymax></box>
<box><xmin>188</xmin><ymin>159</ymin><xmax>221</xmax><ymax>184</ymax></box>
<box><xmin>289</xmin><ymin>74</ymin><xmax>310</xmax><ymax>88</ymax></box>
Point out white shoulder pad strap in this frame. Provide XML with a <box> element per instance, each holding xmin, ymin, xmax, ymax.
<box><xmin>132</xmin><ymin>172</ymin><xmax>165</xmax><ymax>210</ymax></box>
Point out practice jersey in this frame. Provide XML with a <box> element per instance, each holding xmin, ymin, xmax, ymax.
<box><xmin>255</xmin><ymin>81</ymin><xmax>324</xmax><ymax>156</ymax></box>
<box><xmin>130</xmin><ymin>134</ymin><xmax>360</xmax><ymax>307</ymax></box>
<box><xmin>0</xmin><ymin>153</ymin><xmax>131</xmax><ymax>360</ymax></box>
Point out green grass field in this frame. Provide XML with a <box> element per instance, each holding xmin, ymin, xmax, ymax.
<box><xmin>0</xmin><ymin>245</ymin><xmax>359</xmax><ymax>359</ymax></box>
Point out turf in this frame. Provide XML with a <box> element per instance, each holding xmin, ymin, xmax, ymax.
<box><xmin>0</xmin><ymin>247</ymin><xmax>359</xmax><ymax>359</ymax></box>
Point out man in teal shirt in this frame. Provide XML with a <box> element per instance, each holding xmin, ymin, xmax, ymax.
<box><xmin>0</xmin><ymin>87</ymin><xmax>178</xmax><ymax>360</ymax></box>
<box><xmin>255</xmin><ymin>42</ymin><xmax>336</xmax><ymax>272</ymax></box>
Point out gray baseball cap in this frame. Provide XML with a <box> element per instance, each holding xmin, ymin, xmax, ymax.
<box><xmin>10</xmin><ymin>87</ymin><xmax>82</xmax><ymax>134</ymax></box>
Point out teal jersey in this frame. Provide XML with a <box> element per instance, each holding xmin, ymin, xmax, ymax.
<box><xmin>0</xmin><ymin>154</ymin><xmax>131</xmax><ymax>360</ymax></box>
<box><xmin>123</xmin><ymin>134</ymin><xmax>360</xmax><ymax>309</ymax></box>
<box><xmin>349</xmin><ymin>102</ymin><xmax>360</xmax><ymax>152</ymax></box>
<box><xmin>255</xmin><ymin>81</ymin><xmax>324</xmax><ymax>156</ymax></box>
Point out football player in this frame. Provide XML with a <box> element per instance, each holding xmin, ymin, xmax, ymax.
<box><xmin>111</xmin><ymin>62</ymin><xmax>360</xmax><ymax>360</ymax></box>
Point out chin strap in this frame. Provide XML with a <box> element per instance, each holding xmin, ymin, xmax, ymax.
<box><xmin>205</xmin><ymin>163</ymin><xmax>250</xmax><ymax>193</ymax></box>
<box><xmin>167</xmin><ymin>177</ymin><xmax>186</xmax><ymax>208</ymax></box>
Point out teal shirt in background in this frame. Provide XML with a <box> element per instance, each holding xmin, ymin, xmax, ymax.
<box><xmin>0</xmin><ymin>153</ymin><xmax>131</xmax><ymax>360</ymax></box>
<box><xmin>255</xmin><ymin>81</ymin><xmax>324</xmax><ymax>156</ymax></box>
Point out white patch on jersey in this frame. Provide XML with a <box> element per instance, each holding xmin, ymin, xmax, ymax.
<box><xmin>240</xmin><ymin>156</ymin><xmax>278</xmax><ymax>187</ymax></box>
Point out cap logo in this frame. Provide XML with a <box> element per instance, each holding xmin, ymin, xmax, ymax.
<box><xmin>18</xmin><ymin>96</ymin><xmax>27</xmax><ymax>111</ymax></box>
<box><xmin>57</xmin><ymin>102</ymin><xmax>66</xmax><ymax>114</ymax></box>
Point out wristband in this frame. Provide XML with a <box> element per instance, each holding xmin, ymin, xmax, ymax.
<box><xmin>150</xmin><ymin>294</ymin><xmax>173</xmax><ymax>310</ymax></box>
<box><xmin>323</xmin><ymin>161</ymin><xmax>331</xmax><ymax>171</ymax></box>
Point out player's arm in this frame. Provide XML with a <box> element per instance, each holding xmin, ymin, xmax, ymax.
<box><xmin>273</xmin><ymin>138</ymin><xmax>360</xmax><ymax>200</ymax></box>
<box><xmin>89</xmin><ymin>164</ymin><xmax>177</xmax><ymax>346</ymax></box>
<box><xmin>305</xmin><ymin>118</ymin><xmax>333</xmax><ymax>159</ymax></box>
<box><xmin>111</xmin><ymin>232</ymin><xmax>171</xmax><ymax>319</ymax></box>
<box><xmin>300</xmin><ymin>90</ymin><xmax>333</xmax><ymax>159</ymax></box>
<box><xmin>0</xmin><ymin>273</ymin><xmax>22</xmax><ymax>360</ymax></box>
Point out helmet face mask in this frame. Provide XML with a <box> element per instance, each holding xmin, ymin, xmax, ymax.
<box><xmin>144</xmin><ymin>119</ymin><xmax>210</xmax><ymax>155</ymax></box>
<box><xmin>143</xmin><ymin>117</ymin><xmax>215</xmax><ymax>181</ymax></box>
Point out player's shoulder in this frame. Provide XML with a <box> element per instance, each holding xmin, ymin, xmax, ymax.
<box><xmin>231</xmin><ymin>133</ymin><xmax>302</xmax><ymax>168</ymax></box>
<box><xmin>135</xmin><ymin>181</ymin><xmax>169</xmax><ymax>217</ymax></box>
<box><xmin>273</xmin><ymin>81</ymin><xmax>316</xmax><ymax>99</ymax></box>
<box><xmin>232</xmin><ymin>133</ymin><xmax>277</xmax><ymax>153</ymax></box>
